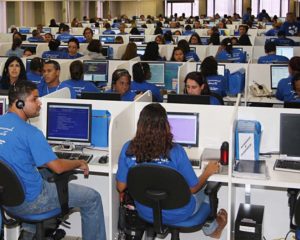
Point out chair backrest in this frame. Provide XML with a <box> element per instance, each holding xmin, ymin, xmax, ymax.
<box><xmin>127</xmin><ymin>164</ymin><xmax>191</xmax><ymax>210</ymax></box>
<box><xmin>0</xmin><ymin>160</ymin><xmax>25</xmax><ymax>207</ymax></box>
<box><xmin>295</xmin><ymin>194</ymin><xmax>300</xmax><ymax>226</ymax></box>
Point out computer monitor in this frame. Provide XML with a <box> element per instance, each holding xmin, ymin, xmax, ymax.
<box><xmin>73</xmin><ymin>35</ymin><xmax>86</xmax><ymax>43</ymax></box>
<box><xmin>42</xmin><ymin>27</ymin><xmax>51</xmax><ymax>34</ymax></box>
<box><xmin>19</xmin><ymin>27</ymin><xmax>31</xmax><ymax>34</ymax></box>
<box><xmin>99</xmin><ymin>36</ymin><xmax>115</xmax><ymax>44</ymax></box>
<box><xmin>21</xmin><ymin>44</ymin><xmax>37</xmax><ymax>54</ymax></box>
<box><xmin>167</xmin><ymin>94</ymin><xmax>210</xmax><ymax>105</ymax></box>
<box><xmin>80</xmin><ymin>92</ymin><xmax>121</xmax><ymax>101</ymax></box>
<box><xmin>0</xmin><ymin>98</ymin><xmax>6</xmax><ymax>115</ymax></box>
<box><xmin>190</xmin><ymin>47</ymin><xmax>196</xmax><ymax>53</ymax></box>
<box><xmin>270</xmin><ymin>64</ymin><xmax>289</xmax><ymax>89</ymax></box>
<box><xmin>276</xmin><ymin>46</ymin><xmax>294</xmax><ymax>60</ymax></box>
<box><xmin>92</xmin><ymin>28</ymin><xmax>99</xmax><ymax>35</ymax></box>
<box><xmin>144</xmin><ymin>62</ymin><xmax>165</xmax><ymax>86</ymax></box>
<box><xmin>137</xmin><ymin>28</ymin><xmax>145</xmax><ymax>35</ymax></box>
<box><xmin>200</xmin><ymin>37</ymin><xmax>210</xmax><ymax>45</ymax></box>
<box><xmin>46</xmin><ymin>102</ymin><xmax>92</xmax><ymax>146</ymax></box>
<box><xmin>129</xmin><ymin>36</ymin><xmax>145</xmax><ymax>45</ymax></box>
<box><xmin>137</xmin><ymin>46</ymin><xmax>146</xmax><ymax>56</ymax></box>
<box><xmin>101</xmin><ymin>46</ymin><xmax>109</xmax><ymax>57</ymax></box>
<box><xmin>83</xmin><ymin>60</ymin><xmax>108</xmax><ymax>85</ymax></box>
<box><xmin>167</xmin><ymin>112</ymin><xmax>199</xmax><ymax>147</ymax></box>
<box><xmin>280</xmin><ymin>113</ymin><xmax>300</xmax><ymax>157</ymax></box>
<box><xmin>195</xmin><ymin>63</ymin><xmax>225</xmax><ymax>76</ymax></box>
<box><xmin>284</xmin><ymin>102</ymin><xmax>300</xmax><ymax>109</ymax></box>
<box><xmin>164</xmin><ymin>62</ymin><xmax>182</xmax><ymax>91</ymax></box>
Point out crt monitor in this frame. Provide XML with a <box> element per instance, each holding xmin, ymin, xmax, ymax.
<box><xmin>83</xmin><ymin>60</ymin><xmax>108</xmax><ymax>84</ymax></box>
<box><xmin>276</xmin><ymin>46</ymin><xmax>294</xmax><ymax>60</ymax></box>
<box><xmin>167</xmin><ymin>94</ymin><xmax>210</xmax><ymax>105</ymax></box>
<box><xmin>167</xmin><ymin>112</ymin><xmax>199</xmax><ymax>147</ymax></box>
<box><xmin>144</xmin><ymin>62</ymin><xmax>165</xmax><ymax>86</ymax></box>
<box><xmin>80</xmin><ymin>92</ymin><xmax>121</xmax><ymax>101</ymax></box>
<box><xmin>19</xmin><ymin>27</ymin><xmax>31</xmax><ymax>34</ymax></box>
<box><xmin>73</xmin><ymin>35</ymin><xmax>86</xmax><ymax>43</ymax></box>
<box><xmin>99</xmin><ymin>36</ymin><xmax>115</xmax><ymax>44</ymax></box>
<box><xmin>129</xmin><ymin>36</ymin><xmax>145</xmax><ymax>45</ymax></box>
<box><xmin>164</xmin><ymin>62</ymin><xmax>182</xmax><ymax>91</ymax></box>
<box><xmin>137</xmin><ymin>46</ymin><xmax>146</xmax><ymax>56</ymax></box>
<box><xmin>21</xmin><ymin>44</ymin><xmax>37</xmax><ymax>54</ymax></box>
<box><xmin>270</xmin><ymin>64</ymin><xmax>289</xmax><ymax>89</ymax></box>
<box><xmin>0</xmin><ymin>98</ymin><xmax>6</xmax><ymax>115</ymax></box>
<box><xmin>46</xmin><ymin>103</ymin><xmax>92</xmax><ymax>146</ymax></box>
<box><xmin>280</xmin><ymin>113</ymin><xmax>300</xmax><ymax>157</ymax></box>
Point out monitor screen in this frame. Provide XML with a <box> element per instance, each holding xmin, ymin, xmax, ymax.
<box><xmin>83</xmin><ymin>60</ymin><xmax>108</xmax><ymax>84</ymax></box>
<box><xmin>19</xmin><ymin>27</ymin><xmax>31</xmax><ymax>34</ymax></box>
<box><xmin>190</xmin><ymin>47</ymin><xmax>196</xmax><ymax>53</ymax></box>
<box><xmin>167</xmin><ymin>112</ymin><xmax>199</xmax><ymax>147</ymax></box>
<box><xmin>137</xmin><ymin>28</ymin><xmax>145</xmax><ymax>35</ymax></box>
<box><xmin>46</xmin><ymin>103</ymin><xmax>92</xmax><ymax>146</ymax></box>
<box><xmin>145</xmin><ymin>62</ymin><xmax>165</xmax><ymax>85</ymax></box>
<box><xmin>92</xmin><ymin>28</ymin><xmax>100</xmax><ymax>35</ymax></box>
<box><xmin>0</xmin><ymin>98</ymin><xmax>6</xmax><ymax>115</ymax></box>
<box><xmin>80</xmin><ymin>92</ymin><xmax>121</xmax><ymax>101</ymax></box>
<box><xmin>129</xmin><ymin>36</ymin><xmax>145</xmax><ymax>45</ymax></box>
<box><xmin>276</xmin><ymin>46</ymin><xmax>294</xmax><ymax>60</ymax></box>
<box><xmin>137</xmin><ymin>46</ymin><xmax>146</xmax><ymax>56</ymax></box>
<box><xmin>270</xmin><ymin>65</ymin><xmax>289</xmax><ymax>89</ymax></box>
<box><xmin>196</xmin><ymin>64</ymin><xmax>225</xmax><ymax>76</ymax></box>
<box><xmin>73</xmin><ymin>35</ymin><xmax>86</xmax><ymax>43</ymax></box>
<box><xmin>164</xmin><ymin>62</ymin><xmax>182</xmax><ymax>91</ymax></box>
<box><xmin>42</xmin><ymin>27</ymin><xmax>51</xmax><ymax>34</ymax></box>
<box><xmin>167</xmin><ymin>94</ymin><xmax>210</xmax><ymax>105</ymax></box>
<box><xmin>101</xmin><ymin>46</ymin><xmax>109</xmax><ymax>57</ymax></box>
<box><xmin>280</xmin><ymin>113</ymin><xmax>300</xmax><ymax>157</ymax></box>
<box><xmin>200</xmin><ymin>37</ymin><xmax>210</xmax><ymax>45</ymax></box>
<box><xmin>21</xmin><ymin>44</ymin><xmax>37</xmax><ymax>54</ymax></box>
<box><xmin>99</xmin><ymin>36</ymin><xmax>115</xmax><ymax>44</ymax></box>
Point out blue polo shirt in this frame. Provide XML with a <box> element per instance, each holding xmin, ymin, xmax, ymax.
<box><xmin>38</xmin><ymin>81</ymin><xmax>77</xmax><ymax>98</ymax></box>
<box><xmin>42</xmin><ymin>50</ymin><xmax>63</xmax><ymax>59</ymax></box>
<box><xmin>0</xmin><ymin>112</ymin><xmax>57</xmax><ymax>202</ymax></box>
<box><xmin>26</xmin><ymin>72</ymin><xmax>44</xmax><ymax>85</ymax></box>
<box><xmin>276</xmin><ymin>76</ymin><xmax>294</xmax><ymax>102</ymax></box>
<box><xmin>216</xmin><ymin>49</ymin><xmax>246</xmax><ymax>63</ymax></box>
<box><xmin>64</xmin><ymin>79</ymin><xmax>100</xmax><ymax>98</ymax></box>
<box><xmin>131</xmin><ymin>81</ymin><xmax>163</xmax><ymax>102</ymax></box>
<box><xmin>206</xmin><ymin>75</ymin><xmax>227</xmax><ymax>97</ymax></box>
<box><xmin>258</xmin><ymin>54</ymin><xmax>289</xmax><ymax>64</ymax></box>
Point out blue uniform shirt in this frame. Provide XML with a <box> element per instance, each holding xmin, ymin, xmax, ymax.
<box><xmin>216</xmin><ymin>49</ymin><xmax>246</xmax><ymax>63</ymax></box>
<box><xmin>0</xmin><ymin>112</ymin><xmax>57</xmax><ymax>201</ymax></box>
<box><xmin>258</xmin><ymin>54</ymin><xmax>289</xmax><ymax>64</ymax></box>
<box><xmin>42</xmin><ymin>50</ymin><xmax>63</xmax><ymax>59</ymax></box>
<box><xmin>182</xmin><ymin>30</ymin><xmax>194</xmax><ymax>36</ymax></box>
<box><xmin>279</xmin><ymin>22</ymin><xmax>300</xmax><ymax>36</ymax></box>
<box><xmin>61</xmin><ymin>52</ymin><xmax>83</xmax><ymax>59</ymax></box>
<box><xmin>106</xmin><ymin>89</ymin><xmax>136</xmax><ymax>101</ymax></box>
<box><xmin>274</xmin><ymin>38</ymin><xmax>295</xmax><ymax>46</ymax></box>
<box><xmin>131</xmin><ymin>81</ymin><xmax>163</xmax><ymax>102</ymax></box>
<box><xmin>265</xmin><ymin>29</ymin><xmax>279</xmax><ymax>36</ymax></box>
<box><xmin>26</xmin><ymin>72</ymin><xmax>44</xmax><ymax>85</ymax></box>
<box><xmin>102</xmin><ymin>30</ymin><xmax>116</xmax><ymax>35</ymax></box>
<box><xmin>116</xmin><ymin>142</ymin><xmax>199</xmax><ymax>225</ymax></box>
<box><xmin>185</xmin><ymin>51</ymin><xmax>200</xmax><ymax>62</ymax></box>
<box><xmin>38</xmin><ymin>81</ymin><xmax>77</xmax><ymax>98</ymax></box>
<box><xmin>206</xmin><ymin>75</ymin><xmax>227</xmax><ymax>97</ymax></box>
<box><xmin>276</xmin><ymin>76</ymin><xmax>294</xmax><ymax>102</ymax></box>
<box><xmin>56</xmin><ymin>33</ymin><xmax>73</xmax><ymax>42</ymax></box>
<box><xmin>64</xmin><ymin>79</ymin><xmax>99</xmax><ymax>98</ymax></box>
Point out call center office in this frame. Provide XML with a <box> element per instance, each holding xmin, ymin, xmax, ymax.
<box><xmin>1</xmin><ymin>1</ymin><xmax>300</xmax><ymax>240</ymax></box>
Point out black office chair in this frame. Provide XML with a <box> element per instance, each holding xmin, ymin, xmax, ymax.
<box><xmin>127</xmin><ymin>164</ymin><xmax>221</xmax><ymax>240</ymax></box>
<box><xmin>0</xmin><ymin>160</ymin><xmax>76</xmax><ymax>240</ymax></box>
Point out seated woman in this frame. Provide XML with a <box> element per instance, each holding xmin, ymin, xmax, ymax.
<box><xmin>61</xmin><ymin>38</ymin><xmax>83</xmax><ymax>59</ymax></box>
<box><xmin>86</xmin><ymin>39</ymin><xmax>106</xmax><ymax>60</ymax></box>
<box><xmin>116</xmin><ymin>103</ymin><xmax>227</xmax><ymax>239</ymax></box>
<box><xmin>42</xmin><ymin>39</ymin><xmax>63</xmax><ymax>59</ymax></box>
<box><xmin>121</xmin><ymin>42</ymin><xmax>138</xmax><ymax>60</ymax></box>
<box><xmin>131</xmin><ymin>62</ymin><xmax>163</xmax><ymax>102</ymax></box>
<box><xmin>177</xmin><ymin>39</ymin><xmax>200</xmax><ymax>62</ymax></box>
<box><xmin>201</xmin><ymin>56</ymin><xmax>227</xmax><ymax>97</ymax></box>
<box><xmin>170</xmin><ymin>47</ymin><xmax>186</xmax><ymax>62</ymax></box>
<box><xmin>6</xmin><ymin>38</ymin><xmax>24</xmax><ymax>58</ymax></box>
<box><xmin>106</xmin><ymin>69</ymin><xmax>136</xmax><ymax>101</ymax></box>
<box><xmin>189</xmin><ymin>33</ymin><xmax>202</xmax><ymax>45</ymax></box>
<box><xmin>215</xmin><ymin>38</ymin><xmax>246</xmax><ymax>63</ymax></box>
<box><xmin>141</xmin><ymin>41</ymin><xmax>164</xmax><ymax>61</ymax></box>
<box><xmin>64</xmin><ymin>60</ymin><xmax>99</xmax><ymax>98</ymax></box>
<box><xmin>184</xmin><ymin>71</ymin><xmax>222</xmax><ymax>105</ymax></box>
<box><xmin>0</xmin><ymin>56</ymin><xmax>27</xmax><ymax>89</ymax></box>
<box><xmin>289</xmin><ymin>72</ymin><xmax>300</xmax><ymax>102</ymax></box>
<box><xmin>276</xmin><ymin>56</ymin><xmax>300</xmax><ymax>102</ymax></box>
<box><xmin>155</xmin><ymin>35</ymin><xmax>165</xmax><ymax>45</ymax></box>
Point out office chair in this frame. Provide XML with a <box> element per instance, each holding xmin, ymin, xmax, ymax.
<box><xmin>287</xmin><ymin>188</ymin><xmax>300</xmax><ymax>239</ymax></box>
<box><xmin>0</xmin><ymin>160</ymin><xmax>76</xmax><ymax>240</ymax></box>
<box><xmin>127</xmin><ymin>164</ymin><xmax>221</xmax><ymax>240</ymax></box>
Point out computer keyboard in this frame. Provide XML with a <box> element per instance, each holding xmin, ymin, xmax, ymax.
<box><xmin>54</xmin><ymin>151</ymin><xmax>93</xmax><ymax>163</ymax></box>
<box><xmin>274</xmin><ymin>159</ymin><xmax>300</xmax><ymax>173</ymax></box>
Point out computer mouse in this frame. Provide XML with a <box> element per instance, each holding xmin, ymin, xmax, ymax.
<box><xmin>98</xmin><ymin>155</ymin><xmax>108</xmax><ymax>164</ymax></box>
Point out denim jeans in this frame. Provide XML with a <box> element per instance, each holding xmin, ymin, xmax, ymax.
<box><xmin>5</xmin><ymin>180</ymin><xmax>106</xmax><ymax>240</ymax></box>
<box><xmin>192</xmin><ymin>188</ymin><xmax>218</xmax><ymax>236</ymax></box>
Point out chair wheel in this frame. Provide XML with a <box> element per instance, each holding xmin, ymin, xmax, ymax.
<box><xmin>53</xmin><ymin>229</ymin><xmax>66</xmax><ymax>240</ymax></box>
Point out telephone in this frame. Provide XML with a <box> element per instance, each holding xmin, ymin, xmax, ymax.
<box><xmin>249</xmin><ymin>83</ymin><xmax>272</xmax><ymax>97</ymax></box>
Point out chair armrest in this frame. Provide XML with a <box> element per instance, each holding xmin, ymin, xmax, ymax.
<box><xmin>204</xmin><ymin>182</ymin><xmax>221</xmax><ymax>221</ymax></box>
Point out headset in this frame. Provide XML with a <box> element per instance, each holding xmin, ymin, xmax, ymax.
<box><xmin>16</xmin><ymin>99</ymin><xmax>25</xmax><ymax>109</ymax></box>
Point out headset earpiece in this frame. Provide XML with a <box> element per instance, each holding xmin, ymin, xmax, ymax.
<box><xmin>16</xmin><ymin>100</ymin><xmax>25</xmax><ymax>109</ymax></box>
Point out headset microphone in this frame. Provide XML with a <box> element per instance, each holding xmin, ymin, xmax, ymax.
<box><xmin>16</xmin><ymin>99</ymin><xmax>30</xmax><ymax>123</ymax></box>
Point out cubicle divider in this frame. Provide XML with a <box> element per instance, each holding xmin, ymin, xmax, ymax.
<box><xmin>134</xmin><ymin>90</ymin><xmax>152</xmax><ymax>102</ymax></box>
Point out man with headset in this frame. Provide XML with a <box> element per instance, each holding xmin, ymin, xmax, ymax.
<box><xmin>0</xmin><ymin>81</ymin><xmax>106</xmax><ymax>240</ymax></box>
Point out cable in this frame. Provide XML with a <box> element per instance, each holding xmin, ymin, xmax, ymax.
<box><xmin>285</xmin><ymin>230</ymin><xmax>294</xmax><ymax>240</ymax></box>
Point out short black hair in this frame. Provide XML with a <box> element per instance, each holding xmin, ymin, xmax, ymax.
<box><xmin>70</xmin><ymin>60</ymin><xmax>83</xmax><ymax>80</ymax></box>
<box><xmin>68</xmin><ymin>37</ymin><xmax>80</xmax><ymax>49</ymax></box>
<box><xmin>48</xmin><ymin>39</ymin><xmax>60</xmax><ymax>51</ymax></box>
<box><xmin>265</xmin><ymin>41</ymin><xmax>276</xmax><ymax>53</ymax></box>
<box><xmin>30</xmin><ymin>57</ymin><xmax>44</xmax><ymax>72</ymax></box>
<box><xmin>44</xmin><ymin>60</ymin><xmax>60</xmax><ymax>71</ymax></box>
<box><xmin>8</xmin><ymin>81</ymin><xmax>37</xmax><ymax>107</ymax></box>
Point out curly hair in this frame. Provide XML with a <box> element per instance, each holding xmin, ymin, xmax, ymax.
<box><xmin>126</xmin><ymin>103</ymin><xmax>173</xmax><ymax>163</ymax></box>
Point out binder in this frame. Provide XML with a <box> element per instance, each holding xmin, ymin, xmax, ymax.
<box><xmin>91</xmin><ymin>110</ymin><xmax>110</xmax><ymax>147</ymax></box>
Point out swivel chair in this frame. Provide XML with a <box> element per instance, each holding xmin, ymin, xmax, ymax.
<box><xmin>0</xmin><ymin>160</ymin><xmax>76</xmax><ymax>240</ymax></box>
<box><xmin>127</xmin><ymin>164</ymin><xmax>221</xmax><ymax>240</ymax></box>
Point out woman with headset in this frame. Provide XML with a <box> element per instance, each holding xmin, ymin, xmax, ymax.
<box><xmin>61</xmin><ymin>38</ymin><xmax>83</xmax><ymax>59</ymax></box>
<box><xmin>184</xmin><ymin>71</ymin><xmax>223</xmax><ymax>105</ymax></box>
<box><xmin>0</xmin><ymin>56</ymin><xmax>27</xmax><ymax>89</ymax></box>
<box><xmin>116</xmin><ymin>103</ymin><xmax>227</xmax><ymax>239</ymax></box>
<box><xmin>215</xmin><ymin>38</ymin><xmax>246</xmax><ymax>63</ymax></box>
<box><xmin>106</xmin><ymin>69</ymin><xmax>136</xmax><ymax>101</ymax></box>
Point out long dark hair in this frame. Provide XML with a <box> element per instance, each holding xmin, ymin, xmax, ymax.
<box><xmin>220</xmin><ymin>38</ymin><xmax>233</xmax><ymax>54</ymax></box>
<box><xmin>141</xmin><ymin>41</ymin><xmax>160</xmax><ymax>61</ymax></box>
<box><xmin>121</xmin><ymin>42</ymin><xmax>137</xmax><ymax>60</ymax></box>
<box><xmin>183</xmin><ymin>71</ymin><xmax>211</xmax><ymax>95</ymax></box>
<box><xmin>170</xmin><ymin>47</ymin><xmax>186</xmax><ymax>62</ymax></box>
<box><xmin>126</xmin><ymin>103</ymin><xmax>173</xmax><ymax>163</ymax></box>
<box><xmin>1</xmin><ymin>56</ymin><xmax>27</xmax><ymax>89</ymax></box>
<box><xmin>201</xmin><ymin>56</ymin><xmax>218</xmax><ymax>77</ymax></box>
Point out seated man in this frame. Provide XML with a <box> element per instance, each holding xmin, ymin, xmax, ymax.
<box><xmin>258</xmin><ymin>42</ymin><xmax>289</xmax><ymax>64</ymax></box>
<box><xmin>0</xmin><ymin>81</ymin><xmax>106</xmax><ymax>240</ymax></box>
<box><xmin>38</xmin><ymin>60</ymin><xmax>76</xmax><ymax>98</ymax></box>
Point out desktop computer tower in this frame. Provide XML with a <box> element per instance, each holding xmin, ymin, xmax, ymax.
<box><xmin>235</xmin><ymin>203</ymin><xmax>264</xmax><ymax>240</ymax></box>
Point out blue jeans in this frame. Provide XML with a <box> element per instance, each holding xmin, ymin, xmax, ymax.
<box><xmin>5</xmin><ymin>179</ymin><xmax>106</xmax><ymax>240</ymax></box>
<box><xmin>192</xmin><ymin>188</ymin><xmax>218</xmax><ymax>236</ymax></box>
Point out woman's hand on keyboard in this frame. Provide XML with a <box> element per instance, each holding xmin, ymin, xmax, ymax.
<box><xmin>78</xmin><ymin>160</ymin><xmax>89</xmax><ymax>177</ymax></box>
